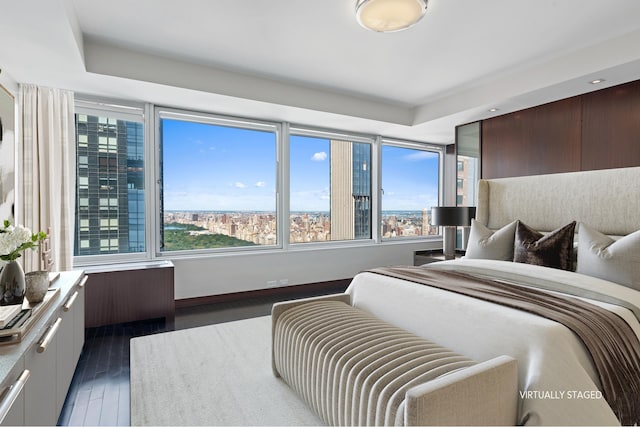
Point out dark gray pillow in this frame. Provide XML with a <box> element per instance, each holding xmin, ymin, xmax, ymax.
<box><xmin>514</xmin><ymin>221</ymin><xmax>576</xmax><ymax>271</ymax></box>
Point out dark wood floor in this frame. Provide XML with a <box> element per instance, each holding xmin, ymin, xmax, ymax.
<box><xmin>57</xmin><ymin>320</ymin><xmax>166</xmax><ymax>426</ymax></box>
<box><xmin>58</xmin><ymin>286</ymin><xmax>346</xmax><ymax>426</ymax></box>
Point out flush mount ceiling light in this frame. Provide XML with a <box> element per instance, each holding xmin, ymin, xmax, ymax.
<box><xmin>589</xmin><ymin>78</ymin><xmax>605</xmax><ymax>84</ymax></box>
<box><xmin>356</xmin><ymin>0</ymin><xmax>428</xmax><ymax>32</ymax></box>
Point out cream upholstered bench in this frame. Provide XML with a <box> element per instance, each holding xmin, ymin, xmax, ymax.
<box><xmin>272</xmin><ymin>294</ymin><xmax>518</xmax><ymax>426</ymax></box>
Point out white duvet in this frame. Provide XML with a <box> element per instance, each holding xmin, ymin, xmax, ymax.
<box><xmin>346</xmin><ymin>259</ymin><xmax>640</xmax><ymax>426</ymax></box>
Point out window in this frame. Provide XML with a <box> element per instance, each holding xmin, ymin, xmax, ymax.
<box><xmin>99</xmin><ymin>238</ymin><xmax>119</xmax><ymax>252</ymax></box>
<box><xmin>289</xmin><ymin>131</ymin><xmax>372</xmax><ymax>243</ymax></box>
<box><xmin>158</xmin><ymin>110</ymin><xmax>278</xmax><ymax>252</ymax></box>
<box><xmin>381</xmin><ymin>142</ymin><xmax>440</xmax><ymax>239</ymax></box>
<box><xmin>456</xmin><ymin>156</ymin><xmax>478</xmax><ymax>206</ymax></box>
<box><xmin>74</xmin><ymin>100</ymin><xmax>444</xmax><ymax>264</ymax></box>
<box><xmin>78</xmin><ymin>176</ymin><xmax>88</xmax><ymax>190</ymax></box>
<box><xmin>74</xmin><ymin>104</ymin><xmax>145</xmax><ymax>258</ymax></box>
<box><xmin>456</xmin><ymin>122</ymin><xmax>480</xmax><ymax>206</ymax></box>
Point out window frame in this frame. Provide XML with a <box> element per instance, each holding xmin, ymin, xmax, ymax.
<box><xmin>72</xmin><ymin>98</ymin><xmax>446</xmax><ymax>267</ymax></box>
<box><xmin>288</xmin><ymin>126</ymin><xmax>377</xmax><ymax>248</ymax></box>
<box><xmin>379</xmin><ymin>138</ymin><xmax>444</xmax><ymax>242</ymax></box>
<box><xmin>153</xmin><ymin>107</ymin><xmax>283</xmax><ymax>258</ymax></box>
<box><xmin>455</xmin><ymin>121</ymin><xmax>481</xmax><ymax>207</ymax></box>
<box><xmin>73</xmin><ymin>99</ymin><xmax>151</xmax><ymax>267</ymax></box>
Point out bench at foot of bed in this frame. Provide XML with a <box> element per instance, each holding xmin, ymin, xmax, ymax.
<box><xmin>272</xmin><ymin>295</ymin><xmax>518</xmax><ymax>426</ymax></box>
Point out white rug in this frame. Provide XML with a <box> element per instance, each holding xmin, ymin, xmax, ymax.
<box><xmin>130</xmin><ymin>316</ymin><xmax>323</xmax><ymax>426</ymax></box>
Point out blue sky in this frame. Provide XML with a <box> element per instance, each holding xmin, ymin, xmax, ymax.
<box><xmin>290</xmin><ymin>135</ymin><xmax>330</xmax><ymax>211</ymax></box>
<box><xmin>162</xmin><ymin>119</ymin><xmax>276</xmax><ymax>211</ymax></box>
<box><xmin>162</xmin><ymin>119</ymin><xmax>439</xmax><ymax>212</ymax></box>
<box><xmin>381</xmin><ymin>145</ymin><xmax>440</xmax><ymax>212</ymax></box>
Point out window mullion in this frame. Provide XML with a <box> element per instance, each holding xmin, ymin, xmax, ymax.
<box><xmin>280</xmin><ymin>122</ymin><xmax>290</xmax><ymax>251</ymax></box>
<box><xmin>372</xmin><ymin>136</ymin><xmax>382</xmax><ymax>243</ymax></box>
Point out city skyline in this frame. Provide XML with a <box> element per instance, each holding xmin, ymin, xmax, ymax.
<box><xmin>162</xmin><ymin>208</ymin><xmax>437</xmax><ymax>249</ymax></box>
<box><xmin>163</xmin><ymin>208</ymin><xmax>433</xmax><ymax>214</ymax></box>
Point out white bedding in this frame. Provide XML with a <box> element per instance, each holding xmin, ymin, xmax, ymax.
<box><xmin>346</xmin><ymin>259</ymin><xmax>640</xmax><ymax>426</ymax></box>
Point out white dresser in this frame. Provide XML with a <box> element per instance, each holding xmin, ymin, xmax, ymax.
<box><xmin>0</xmin><ymin>271</ymin><xmax>85</xmax><ymax>426</ymax></box>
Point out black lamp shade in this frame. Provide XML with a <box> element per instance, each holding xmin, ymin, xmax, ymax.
<box><xmin>430</xmin><ymin>206</ymin><xmax>476</xmax><ymax>227</ymax></box>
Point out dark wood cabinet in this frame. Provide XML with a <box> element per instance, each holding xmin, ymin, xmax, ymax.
<box><xmin>84</xmin><ymin>261</ymin><xmax>174</xmax><ymax>328</ymax></box>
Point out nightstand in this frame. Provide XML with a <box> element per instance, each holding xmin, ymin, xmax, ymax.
<box><xmin>413</xmin><ymin>249</ymin><xmax>465</xmax><ymax>266</ymax></box>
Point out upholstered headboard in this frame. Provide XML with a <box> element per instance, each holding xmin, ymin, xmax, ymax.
<box><xmin>476</xmin><ymin>166</ymin><xmax>640</xmax><ymax>236</ymax></box>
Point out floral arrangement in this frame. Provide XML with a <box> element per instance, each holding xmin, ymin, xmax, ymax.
<box><xmin>0</xmin><ymin>220</ymin><xmax>47</xmax><ymax>262</ymax></box>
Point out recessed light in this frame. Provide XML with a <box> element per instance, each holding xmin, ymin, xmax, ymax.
<box><xmin>488</xmin><ymin>108</ymin><xmax>499</xmax><ymax>112</ymax></box>
<box><xmin>589</xmin><ymin>79</ymin><xmax>605</xmax><ymax>84</ymax></box>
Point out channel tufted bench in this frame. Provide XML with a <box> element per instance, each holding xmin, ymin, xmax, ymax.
<box><xmin>272</xmin><ymin>294</ymin><xmax>518</xmax><ymax>426</ymax></box>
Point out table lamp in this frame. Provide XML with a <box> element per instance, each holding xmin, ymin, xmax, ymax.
<box><xmin>430</xmin><ymin>206</ymin><xmax>476</xmax><ymax>260</ymax></box>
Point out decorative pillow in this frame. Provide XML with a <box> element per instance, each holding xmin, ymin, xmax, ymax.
<box><xmin>514</xmin><ymin>221</ymin><xmax>576</xmax><ymax>271</ymax></box>
<box><xmin>577</xmin><ymin>223</ymin><xmax>640</xmax><ymax>290</ymax></box>
<box><xmin>465</xmin><ymin>219</ymin><xmax>517</xmax><ymax>261</ymax></box>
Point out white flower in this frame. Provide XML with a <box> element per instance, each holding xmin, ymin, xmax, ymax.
<box><xmin>0</xmin><ymin>221</ymin><xmax>45</xmax><ymax>261</ymax></box>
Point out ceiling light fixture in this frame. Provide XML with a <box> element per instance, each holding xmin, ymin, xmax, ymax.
<box><xmin>489</xmin><ymin>108</ymin><xmax>499</xmax><ymax>112</ymax></box>
<box><xmin>589</xmin><ymin>79</ymin><xmax>605</xmax><ymax>84</ymax></box>
<box><xmin>356</xmin><ymin>0</ymin><xmax>428</xmax><ymax>33</ymax></box>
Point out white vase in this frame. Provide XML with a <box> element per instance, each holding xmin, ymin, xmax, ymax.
<box><xmin>0</xmin><ymin>260</ymin><xmax>26</xmax><ymax>306</ymax></box>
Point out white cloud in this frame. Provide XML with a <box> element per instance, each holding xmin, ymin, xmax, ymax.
<box><xmin>404</xmin><ymin>151</ymin><xmax>438</xmax><ymax>161</ymax></box>
<box><xmin>311</xmin><ymin>152</ymin><xmax>327</xmax><ymax>162</ymax></box>
<box><xmin>255</xmin><ymin>181</ymin><xmax>266</xmax><ymax>187</ymax></box>
<box><xmin>234</xmin><ymin>182</ymin><xmax>247</xmax><ymax>188</ymax></box>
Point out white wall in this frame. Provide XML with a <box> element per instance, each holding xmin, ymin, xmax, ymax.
<box><xmin>0</xmin><ymin>68</ymin><xmax>18</xmax><ymax>93</ymax></box>
<box><xmin>0</xmin><ymin>69</ymin><xmax>17</xmax><ymax>222</ymax></box>
<box><xmin>170</xmin><ymin>239</ymin><xmax>440</xmax><ymax>300</ymax></box>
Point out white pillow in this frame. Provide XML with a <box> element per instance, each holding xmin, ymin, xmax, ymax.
<box><xmin>465</xmin><ymin>219</ymin><xmax>517</xmax><ymax>261</ymax></box>
<box><xmin>577</xmin><ymin>223</ymin><xmax>640</xmax><ymax>290</ymax></box>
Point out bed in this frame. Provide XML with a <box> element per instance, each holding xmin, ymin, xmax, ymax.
<box><xmin>347</xmin><ymin>166</ymin><xmax>640</xmax><ymax>426</ymax></box>
<box><xmin>130</xmin><ymin>167</ymin><xmax>639</xmax><ymax>426</ymax></box>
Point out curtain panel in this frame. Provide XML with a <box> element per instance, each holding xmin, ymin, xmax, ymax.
<box><xmin>18</xmin><ymin>84</ymin><xmax>75</xmax><ymax>271</ymax></box>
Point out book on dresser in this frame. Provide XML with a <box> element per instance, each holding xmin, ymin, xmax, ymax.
<box><xmin>0</xmin><ymin>304</ymin><xmax>22</xmax><ymax>328</ymax></box>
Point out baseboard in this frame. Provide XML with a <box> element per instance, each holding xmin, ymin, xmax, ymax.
<box><xmin>174</xmin><ymin>278</ymin><xmax>352</xmax><ymax>309</ymax></box>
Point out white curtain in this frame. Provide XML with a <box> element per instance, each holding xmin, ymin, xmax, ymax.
<box><xmin>17</xmin><ymin>84</ymin><xmax>75</xmax><ymax>272</ymax></box>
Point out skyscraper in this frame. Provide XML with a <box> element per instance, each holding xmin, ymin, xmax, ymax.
<box><xmin>330</xmin><ymin>140</ymin><xmax>371</xmax><ymax>241</ymax></box>
<box><xmin>75</xmin><ymin>114</ymin><xmax>145</xmax><ymax>255</ymax></box>
<box><xmin>457</xmin><ymin>157</ymin><xmax>476</xmax><ymax>206</ymax></box>
<box><xmin>352</xmin><ymin>142</ymin><xmax>371</xmax><ymax>239</ymax></box>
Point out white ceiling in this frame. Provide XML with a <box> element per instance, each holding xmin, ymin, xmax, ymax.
<box><xmin>1</xmin><ymin>0</ymin><xmax>640</xmax><ymax>143</ymax></box>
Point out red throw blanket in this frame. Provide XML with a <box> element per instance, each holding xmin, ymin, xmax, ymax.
<box><xmin>367</xmin><ymin>266</ymin><xmax>640</xmax><ymax>425</ymax></box>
